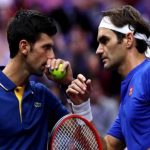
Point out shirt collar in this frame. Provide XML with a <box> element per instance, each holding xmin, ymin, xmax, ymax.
<box><xmin>0</xmin><ymin>69</ymin><xmax>16</xmax><ymax>91</ymax></box>
<box><xmin>0</xmin><ymin>67</ymin><xmax>34</xmax><ymax>94</ymax></box>
<box><xmin>122</xmin><ymin>59</ymin><xmax>148</xmax><ymax>84</ymax></box>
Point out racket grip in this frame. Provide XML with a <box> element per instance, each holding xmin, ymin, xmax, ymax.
<box><xmin>67</xmin><ymin>99</ymin><xmax>93</xmax><ymax>122</ymax></box>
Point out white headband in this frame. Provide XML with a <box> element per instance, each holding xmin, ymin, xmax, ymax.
<box><xmin>99</xmin><ymin>16</ymin><xmax>149</xmax><ymax>43</ymax></box>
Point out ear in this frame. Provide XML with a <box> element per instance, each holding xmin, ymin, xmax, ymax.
<box><xmin>19</xmin><ymin>40</ymin><xmax>30</xmax><ymax>55</ymax></box>
<box><xmin>124</xmin><ymin>32</ymin><xmax>134</xmax><ymax>49</ymax></box>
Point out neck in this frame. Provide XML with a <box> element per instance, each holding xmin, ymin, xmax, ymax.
<box><xmin>118</xmin><ymin>50</ymin><xmax>146</xmax><ymax>77</ymax></box>
<box><xmin>2</xmin><ymin>57</ymin><xmax>30</xmax><ymax>86</ymax></box>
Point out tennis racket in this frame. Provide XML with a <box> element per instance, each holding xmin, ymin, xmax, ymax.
<box><xmin>49</xmin><ymin>114</ymin><xmax>102</xmax><ymax>150</ymax></box>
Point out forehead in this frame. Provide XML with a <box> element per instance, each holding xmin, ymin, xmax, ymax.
<box><xmin>97</xmin><ymin>27</ymin><xmax>116</xmax><ymax>39</ymax></box>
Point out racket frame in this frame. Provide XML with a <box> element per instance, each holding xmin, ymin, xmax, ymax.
<box><xmin>50</xmin><ymin>114</ymin><xmax>103</xmax><ymax>150</ymax></box>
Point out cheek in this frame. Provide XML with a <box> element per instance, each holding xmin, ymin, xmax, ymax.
<box><xmin>111</xmin><ymin>47</ymin><xmax>125</xmax><ymax>64</ymax></box>
<box><xmin>106</xmin><ymin>45</ymin><xmax>116</xmax><ymax>57</ymax></box>
<box><xmin>27</xmin><ymin>52</ymin><xmax>44</xmax><ymax>66</ymax></box>
<box><xmin>107</xmin><ymin>43</ymin><xmax>120</xmax><ymax>56</ymax></box>
<box><xmin>32</xmin><ymin>50</ymin><xmax>46</xmax><ymax>60</ymax></box>
<box><xmin>106</xmin><ymin>45</ymin><xmax>120</xmax><ymax>63</ymax></box>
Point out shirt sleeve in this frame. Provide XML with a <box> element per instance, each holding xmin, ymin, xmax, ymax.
<box><xmin>107</xmin><ymin>108</ymin><xmax>124</xmax><ymax>141</ymax></box>
<box><xmin>45</xmin><ymin>86</ymin><xmax>69</xmax><ymax>118</ymax></box>
<box><xmin>34</xmin><ymin>83</ymin><xmax>69</xmax><ymax>130</ymax></box>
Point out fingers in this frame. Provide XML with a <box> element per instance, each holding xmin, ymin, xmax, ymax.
<box><xmin>77</xmin><ymin>74</ymin><xmax>86</xmax><ymax>82</ymax></box>
<box><xmin>86</xmin><ymin>79</ymin><xmax>92</xmax><ymax>93</ymax></box>
<box><xmin>66</xmin><ymin>74</ymin><xmax>91</xmax><ymax>95</ymax></box>
<box><xmin>46</xmin><ymin>58</ymin><xmax>69</xmax><ymax>72</ymax></box>
<box><xmin>45</xmin><ymin>58</ymin><xmax>73</xmax><ymax>85</ymax></box>
<box><xmin>67</xmin><ymin>80</ymin><xmax>85</xmax><ymax>95</ymax></box>
<box><xmin>66</xmin><ymin>74</ymin><xmax>92</xmax><ymax>104</ymax></box>
<box><xmin>77</xmin><ymin>74</ymin><xmax>92</xmax><ymax>93</ymax></box>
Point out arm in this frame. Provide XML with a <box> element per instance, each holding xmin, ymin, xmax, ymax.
<box><xmin>66</xmin><ymin>74</ymin><xmax>126</xmax><ymax>150</ymax></box>
<box><xmin>103</xmin><ymin>135</ymin><xmax>125</xmax><ymax>150</ymax></box>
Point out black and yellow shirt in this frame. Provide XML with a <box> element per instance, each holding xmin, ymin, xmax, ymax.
<box><xmin>0</xmin><ymin>70</ymin><xmax>69</xmax><ymax>150</ymax></box>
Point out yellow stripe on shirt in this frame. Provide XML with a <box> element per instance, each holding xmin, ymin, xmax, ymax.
<box><xmin>14</xmin><ymin>86</ymin><xmax>25</xmax><ymax>122</ymax></box>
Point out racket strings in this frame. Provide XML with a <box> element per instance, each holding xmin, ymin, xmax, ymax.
<box><xmin>51</xmin><ymin>118</ymin><xmax>100</xmax><ymax>150</ymax></box>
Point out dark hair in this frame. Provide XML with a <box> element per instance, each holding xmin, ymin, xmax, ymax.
<box><xmin>102</xmin><ymin>5</ymin><xmax>150</xmax><ymax>53</ymax></box>
<box><xmin>7</xmin><ymin>9</ymin><xmax>57</xmax><ymax>58</ymax></box>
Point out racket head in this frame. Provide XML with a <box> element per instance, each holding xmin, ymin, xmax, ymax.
<box><xmin>49</xmin><ymin>114</ymin><xmax>102</xmax><ymax>150</ymax></box>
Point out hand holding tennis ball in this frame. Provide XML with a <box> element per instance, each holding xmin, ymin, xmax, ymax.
<box><xmin>49</xmin><ymin>64</ymin><xmax>66</xmax><ymax>80</ymax></box>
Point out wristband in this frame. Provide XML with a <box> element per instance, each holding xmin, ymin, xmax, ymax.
<box><xmin>67</xmin><ymin>99</ymin><xmax>93</xmax><ymax>122</ymax></box>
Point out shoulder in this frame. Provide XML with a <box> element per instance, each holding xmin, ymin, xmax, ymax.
<box><xmin>30</xmin><ymin>81</ymin><xmax>47</xmax><ymax>90</ymax></box>
<box><xmin>142</xmin><ymin>59</ymin><xmax>150</xmax><ymax>70</ymax></box>
<box><xmin>29</xmin><ymin>81</ymin><xmax>53</xmax><ymax>96</ymax></box>
<box><xmin>134</xmin><ymin>59</ymin><xmax>150</xmax><ymax>78</ymax></box>
<box><xmin>29</xmin><ymin>81</ymin><xmax>60</xmax><ymax>104</ymax></box>
<box><xmin>140</xmin><ymin>59</ymin><xmax>150</xmax><ymax>76</ymax></box>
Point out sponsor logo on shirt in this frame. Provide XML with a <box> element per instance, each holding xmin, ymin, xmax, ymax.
<box><xmin>34</xmin><ymin>102</ymin><xmax>42</xmax><ymax>108</ymax></box>
<box><xmin>129</xmin><ymin>87</ymin><xmax>133</xmax><ymax>96</ymax></box>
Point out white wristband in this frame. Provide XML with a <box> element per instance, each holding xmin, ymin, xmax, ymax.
<box><xmin>67</xmin><ymin>99</ymin><xmax>93</xmax><ymax>122</ymax></box>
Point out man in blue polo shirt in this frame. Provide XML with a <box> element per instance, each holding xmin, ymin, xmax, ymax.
<box><xmin>0</xmin><ymin>10</ymin><xmax>92</xmax><ymax>149</ymax></box>
<box><xmin>67</xmin><ymin>5</ymin><xmax>150</xmax><ymax>149</ymax></box>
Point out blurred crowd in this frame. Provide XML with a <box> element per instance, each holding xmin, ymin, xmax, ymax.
<box><xmin>0</xmin><ymin>0</ymin><xmax>150</xmax><ymax>136</ymax></box>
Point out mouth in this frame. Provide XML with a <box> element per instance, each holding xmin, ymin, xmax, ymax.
<box><xmin>102</xmin><ymin>57</ymin><xmax>108</xmax><ymax>63</ymax></box>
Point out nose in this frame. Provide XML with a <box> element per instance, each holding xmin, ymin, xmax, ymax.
<box><xmin>96</xmin><ymin>44</ymin><xmax>104</xmax><ymax>55</ymax></box>
<box><xmin>47</xmin><ymin>49</ymin><xmax>55</xmax><ymax>59</ymax></box>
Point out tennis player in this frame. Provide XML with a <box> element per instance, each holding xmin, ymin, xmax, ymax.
<box><xmin>0</xmin><ymin>9</ymin><xmax>92</xmax><ymax>150</ymax></box>
<box><xmin>67</xmin><ymin>5</ymin><xmax>150</xmax><ymax>150</ymax></box>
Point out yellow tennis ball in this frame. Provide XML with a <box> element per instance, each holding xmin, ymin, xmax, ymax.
<box><xmin>50</xmin><ymin>64</ymin><xmax>66</xmax><ymax>80</ymax></box>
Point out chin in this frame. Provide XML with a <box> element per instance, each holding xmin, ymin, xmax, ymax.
<box><xmin>104</xmin><ymin>63</ymin><xmax>109</xmax><ymax>69</ymax></box>
<box><xmin>104</xmin><ymin>64</ymin><xmax>112</xmax><ymax>70</ymax></box>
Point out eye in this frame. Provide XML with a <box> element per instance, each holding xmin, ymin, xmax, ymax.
<box><xmin>99</xmin><ymin>36</ymin><xmax>110</xmax><ymax>45</ymax></box>
<box><xmin>43</xmin><ymin>44</ymin><xmax>54</xmax><ymax>50</ymax></box>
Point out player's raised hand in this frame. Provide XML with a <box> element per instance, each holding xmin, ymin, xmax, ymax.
<box><xmin>66</xmin><ymin>74</ymin><xmax>92</xmax><ymax>105</ymax></box>
<box><xmin>45</xmin><ymin>58</ymin><xmax>73</xmax><ymax>85</ymax></box>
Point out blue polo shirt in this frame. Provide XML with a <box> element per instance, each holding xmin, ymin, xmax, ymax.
<box><xmin>0</xmin><ymin>70</ymin><xmax>69</xmax><ymax>150</ymax></box>
<box><xmin>108</xmin><ymin>59</ymin><xmax>150</xmax><ymax>149</ymax></box>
